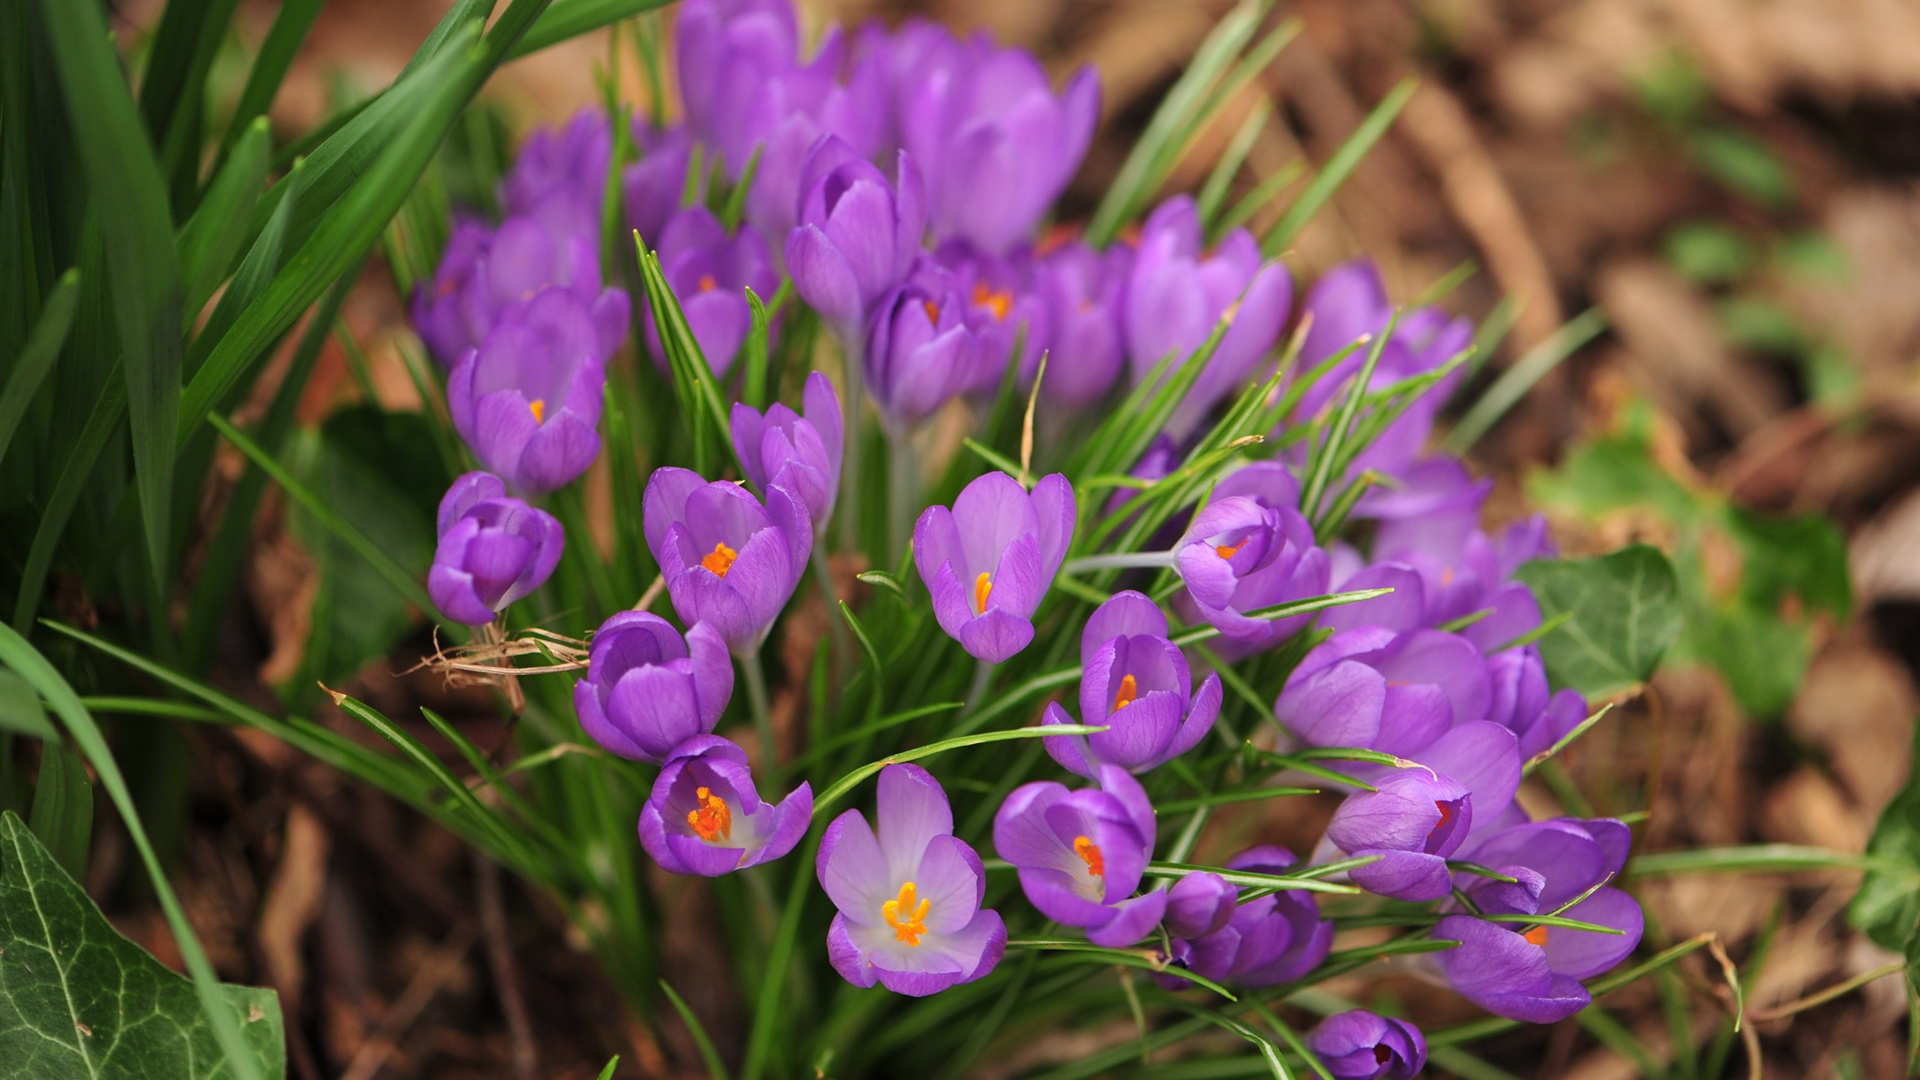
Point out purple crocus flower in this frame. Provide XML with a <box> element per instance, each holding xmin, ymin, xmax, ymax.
<box><xmin>643</xmin><ymin>468</ymin><xmax>813</xmax><ymax>654</ymax></box>
<box><xmin>1171</xmin><ymin>495</ymin><xmax>1331</xmax><ymax>652</ymax></box>
<box><xmin>819</xmin><ymin>764</ymin><xmax>1007</xmax><ymax>996</ymax></box>
<box><xmin>730</xmin><ymin>371</ymin><xmax>844</xmax><ymax>531</ymax></box>
<box><xmin>1042</xmin><ymin>591</ymin><xmax>1222</xmax><ymax>778</ymax></box>
<box><xmin>1324</xmin><ymin>770</ymin><xmax>1474</xmax><ymax>901</ymax></box>
<box><xmin>865</xmin><ymin>259</ymin><xmax>1003</xmax><ymax>429</ymax></box>
<box><xmin>924</xmin><ymin>241</ymin><xmax>1049</xmax><ymax>396</ymax></box>
<box><xmin>1306</xmin><ymin>1011</ymin><xmax>1427</xmax><ymax>1080</ymax></box>
<box><xmin>574</xmin><ymin>612</ymin><xmax>734</xmax><ymax>764</ymax></box>
<box><xmin>786</xmin><ymin>137</ymin><xmax>926</xmax><ymax>335</ymax></box>
<box><xmin>912</xmin><ymin>472</ymin><xmax>1075</xmax><ymax>663</ymax></box>
<box><xmin>1035</xmin><ymin>240</ymin><xmax>1130</xmax><ymax>408</ymax></box>
<box><xmin>994</xmin><ymin>765</ymin><xmax>1168</xmax><ymax>947</ymax></box>
<box><xmin>640</xmin><ymin>734</ymin><xmax>812</xmax><ymax>876</ymax></box>
<box><xmin>1275</xmin><ymin>627</ymin><xmax>1492</xmax><ymax>756</ymax></box>
<box><xmin>625</xmin><ymin>122</ymin><xmax>695</xmax><ymax>245</ymax></box>
<box><xmin>447</xmin><ymin>287</ymin><xmax>625</xmax><ymax>494</ymax></box>
<box><xmin>645</xmin><ymin>206</ymin><xmax>780</xmax><ymax>379</ymax></box>
<box><xmin>1125</xmin><ymin>196</ymin><xmax>1292</xmax><ymax>436</ymax></box>
<box><xmin>897</xmin><ymin>28</ymin><xmax>1099</xmax><ymax>254</ymax></box>
<box><xmin>411</xmin><ymin>218</ymin><xmax>497</xmax><ymax>367</ymax></box>
<box><xmin>500</xmin><ymin>109</ymin><xmax>611</xmax><ymax>219</ymax></box>
<box><xmin>1156</xmin><ymin>846</ymin><xmax>1334</xmax><ymax>989</ymax></box>
<box><xmin>427</xmin><ymin>472</ymin><xmax>564</xmax><ymax>626</ymax></box>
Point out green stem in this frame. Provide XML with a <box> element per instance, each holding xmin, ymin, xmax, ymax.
<box><xmin>962</xmin><ymin>659</ymin><xmax>996</xmax><ymax>718</ymax></box>
<box><xmin>743</xmin><ymin>647</ymin><xmax>777</xmax><ymax>787</ymax></box>
<box><xmin>888</xmin><ymin>429</ymin><xmax>920</xmax><ymax>569</ymax></box>
<box><xmin>838</xmin><ymin>328</ymin><xmax>866</xmax><ymax>555</ymax></box>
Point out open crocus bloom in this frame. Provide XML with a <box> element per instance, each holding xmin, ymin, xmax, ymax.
<box><xmin>819</xmin><ymin>764</ymin><xmax>1006</xmax><ymax>996</ymax></box>
<box><xmin>786</xmin><ymin>138</ymin><xmax>926</xmax><ymax>336</ymax></box>
<box><xmin>1306</xmin><ymin>1010</ymin><xmax>1427</xmax><ymax>1080</ymax></box>
<box><xmin>573</xmin><ymin>613</ymin><xmax>733</xmax><ymax>764</ymax></box>
<box><xmin>1274</xmin><ymin>626</ymin><xmax>1492</xmax><ymax>756</ymax></box>
<box><xmin>427</xmin><ymin>473</ymin><xmax>564</xmax><ymax>626</ymax></box>
<box><xmin>646</xmin><ymin>206</ymin><xmax>780</xmax><ymax>378</ymax></box>
<box><xmin>1172</xmin><ymin>495</ymin><xmax>1330</xmax><ymax>653</ymax></box>
<box><xmin>643</xmin><ymin>467</ymin><xmax>812</xmax><ymax>654</ymax></box>
<box><xmin>913</xmin><ymin>471</ymin><xmax>1075</xmax><ymax>663</ymax></box>
<box><xmin>639</xmin><ymin>735</ymin><xmax>812</xmax><ymax>876</ymax></box>
<box><xmin>994</xmin><ymin>765</ymin><xmax>1166</xmax><ymax>947</ymax></box>
<box><xmin>730</xmin><ymin>371</ymin><xmax>844</xmax><ymax>531</ymax></box>
<box><xmin>1042</xmin><ymin>590</ymin><xmax>1221</xmax><ymax>778</ymax></box>
<box><xmin>1324</xmin><ymin>770</ymin><xmax>1473</xmax><ymax>902</ymax></box>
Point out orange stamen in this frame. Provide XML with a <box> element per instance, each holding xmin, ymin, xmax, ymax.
<box><xmin>1524</xmin><ymin>925</ymin><xmax>1549</xmax><ymax>947</ymax></box>
<box><xmin>701</xmin><ymin>541</ymin><xmax>739</xmax><ymax>578</ymax></box>
<box><xmin>528</xmin><ymin>398</ymin><xmax>546</xmax><ymax>424</ymax></box>
<box><xmin>974</xmin><ymin>571</ymin><xmax>993</xmax><ymax>613</ymax></box>
<box><xmin>1215</xmin><ymin>537</ymin><xmax>1249</xmax><ymax>560</ymax></box>
<box><xmin>1111</xmin><ymin>674</ymin><xmax>1139</xmax><ymax>712</ymax></box>
<box><xmin>1441</xmin><ymin>566</ymin><xmax>1455</xmax><ymax>587</ymax></box>
<box><xmin>1073</xmin><ymin>836</ymin><xmax>1105</xmax><ymax>878</ymax></box>
<box><xmin>686</xmin><ymin>786</ymin><xmax>732</xmax><ymax>842</ymax></box>
<box><xmin>923</xmin><ymin>300</ymin><xmax>942</xmax><ymax>325</ymax></box>
<box><xmin>698</xmin><ymin>273</ymin><xmax>718</xmax><ymax>292</ymax></box>
<box><xmin>1432</xmin><ymin>800</ymin><xmax>1455</xmax><ymax>835</ymax></box>
<box><xmin>972</xmin><ymin>282</ymin><xmax>1013</xmax><ymax>321</ymax></box>
<box><xmin>882</xmin><ymin>882</ymin><xmax>931</xmax><ymax>946</ymax></box>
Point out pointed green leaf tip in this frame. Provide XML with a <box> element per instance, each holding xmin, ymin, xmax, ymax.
<box><xmin>0</xmin><ymin>812</ymin><xmax>285</xmax><ymax>1079</ymax></box>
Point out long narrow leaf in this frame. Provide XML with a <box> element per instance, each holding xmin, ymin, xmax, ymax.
<box><xmin>1264</xmin><ymin>77</ymin><xmax>1416</xmax><ymax>255</ymax></box>
<box><xmin>0</xmin><ymin>269</ymin><xmax>78</xmax><ymax>472</ymax></box>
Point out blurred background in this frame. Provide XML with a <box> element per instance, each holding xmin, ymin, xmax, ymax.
<box><xmin>99</xmin><ymin>0</ymin><xmax>1920</xmax><ymax>1075</ymax></box>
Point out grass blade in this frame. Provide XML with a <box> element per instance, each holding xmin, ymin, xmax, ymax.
<box><xmin>813</xmin><ymin>725</ymin><xmax>1108</xmax><ymax>817</ymax></box>
<box><xmin>179</xmin><ymin>117</ymin><xmax>271</xmax><ymax>317</ymax></box>
<box><xmin>0</xmin><ymin>268</ymin><xmax>78</xmax><ymax>472</ymax></box>
<box><xmin>660</xmin><ymin>979</ymin><xmax>733</xmax><ymax>1080</ymax></box>
<box><xmin>1443</xmin><ymin>306</ymin><xmax>1607</xmax><ymax>453</ymax></box>
<box><xmin>511</xmin><ymin>0</ymin><xmax>678</xmax><ymax>59</ymax></box>
<box><xmin>218</xmin><ymin>0</ymin><xmax>326</xmax><ymax>154</ymax></box>
<box><xmin>1264</xmin><ymin>77</ymin><xmax>1416</xmax><ymax>255</ymax></box>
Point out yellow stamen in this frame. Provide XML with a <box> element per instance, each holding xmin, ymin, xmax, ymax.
<box><xmin>528</xmin><ymin>398</ymin><xmax>546</xmax><ymax>425</ymax></box>
<box><xmin>1524</xmin><ymin>925</ymin><xmax>1549</xmax><ymax>947</ymax></box>
<box><xmin>1111</xmin><ymin>674</ymin><xmax>1139</xmax><ymax>712</ymax></box>
<box><xmin>686</xmin><ymin>786</ymin><xmax>732</xmax><ymax>842</ymax></box>
<box><xmin>1073</xmin><ymin>836</ymin><xmax>1105</xmax><ymax>878</ymax></box>
<box><xmin>972</xmin><ymin>282</ymin><xmax>1013</xmax><ymax>321</ymax></box>
<box><xmin>698</xmin><ymin>273</ymin><xmax>718</xmax><ymax>292</ymax></box>
<box><xmin>701</xmin><ymin>541</ymin><xmax>739</xmax><ymax>578</ymax></box>
<box><xmin>1215</xmin><ymin>537</ymin><xmax>1249</xmax><ymax>560</ymax></box>
<box><xmin>974</xmin><ymin>571</ymin><xmax>993</xmax><ymax>614</ymax></box>
<box><xmin>882</xmin><ymin>881</ymin><xmax>931</xmax><ymax>946</ymax></box>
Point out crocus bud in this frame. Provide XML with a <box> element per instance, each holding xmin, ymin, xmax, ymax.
<box><xmin>1162</xmin><ymin>871</ymin><xmax>1236</xmax><ymax>940</ymax></box>
<box><xmin>786</xmin><ymin>137</ymin><xmax>926</xmax><ymax>335</ymax></box>
<box><xmin>1043</xmin><ymin>591</ymin><xmax>1222</xmax><ymax>779</ymax></box>
<box><xmin>818</xmin><ymin>764</ymin><xmax>1006</xmax><ymax>996</ymax></box>
<box><xmin>864</xmin><ymin>262</ymin><xmax>1000</xmax><ymax>429</ymax></box>
<box><xmin>1306</xmin><ymin>1011</ymin><xmax>1427</xmax><ymax>1080</ymax></box>
<box><xmin>640</xmin><ymin>735</ymin><xmax>812</xmax><ymax>876</ymax></box>
<box><xmin>1125</xmin><ymin>196</ymin><xmax>1291</xmax><ymax>436</ymax></box>
<box><xmin>625</xmin><ymin>122</ymin><xmax>694</xmax><ymax>246</ymax></box>
<box><xmin>1155</xmin><ymin>846</ymin><xmax>1332</xmax><ymax>990</ymax></box>
<box><xmin>1275</xmin><ymin>627</ymin><xmax>1491</xmax><ymax>756</ymax></box>
<box><xmin>643</xmin><ymin>467</ymin><xmax>812</xmax><ymax>654</ymax></box>
<box><xmin>912</xmin><ymin>472</ymin><xmax>1075</xmax><ymax>663</ymax></box>
<box><xmin>645</xmin><ymin>206</ymin><xmax>780</xmax><ymax>379</ymax></box>
<box><xmin>730</xmin><ymin>371</ymin><xmax>844</xmax><ymax>531</ymax></box>
<box><xmin>427</xmin><ymin>472</ymin><xmax>564</xmax><ymax>626</ymax></box>
<box><xmin>448</xmin><ymin>288</ymin><xmax>625</xmax><ymax>494</ymax></box>
<box><xmin>499</xmin><ymin>109</ymin><xmax>611</xmax><ymax>219</ymax></box>
<box><xmin>1034</xmin><ymin>241</ymin><xmax>1130</xmax><ymax>408</ymax></box>
<box><xmin>574</xmin><ymin>613</ymin><xmax>734</xmax><ymax>764</ymax></box>
<box><xmin>994</xmin><ymin>766</ymin><xmax>1166</xmax><ymax>947</ymax></box>
<box><xmin>1172</xmin><ymin>495</ymin><xmax>1330</xmax><ymax>653</ymax></box>
<box><xmin>1325</xmin><ymin>770</ymin><xmax>1474</xmax><ymax>901</ymax></box>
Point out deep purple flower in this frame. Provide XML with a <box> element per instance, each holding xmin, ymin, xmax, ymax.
<box><xmin>1157</xmin><ymin>846</ymin><xmax>1334</xmax><ymax>989</ymax></box>
<box><xmin>1042</xmin><ymin>591</ymin><xmax>1222</xmax><ymax>778</ymax></box>
<box><xmin>865</xmin><ymin>260</ymin><xmax>1004</xmax><ymax>428</ymax></box>
<box><xmin>447</xmin><ymin>288</ymin><xmax>625</xmax><ymax>493</ymax></box>
<box><xmin>786</xmin><ymin>137</ymin><xmax>926</xmax><ymax>335</ymax></box>
<box><xmin>1163</xmin><ymin>871</ymin><xmax>1237</xmax><ymax>940</ymax></box>
<box><xmin>730</xmin><ymin>371</ymin><xmax>844</xmax><ymax>531</ymax></box>
<box><xmin>896</xmin><ymin>28</ymin><xmax>1099</xmax><ymax>254</ymax></box>
<box><xmin>924</xmin><ymin>241</ymin><xmax>1049</xmax><ymax>396</ymax></box>
<box><xmin>640</xmin><ymin>734</ymin><xmax>811</xmax><ymax>876</ymax></box>
<box><xmin>411</xmin><ymin>218</ymin><xmax>497</xmax><ymax>367</ymax></box>
<box><xmin>994</xmin><ymin>765</ymin><xmax>1167</xmax><ymax>947</ymax></box>
<box><xmin>912</xmin><ymin>472</ymin><xmax>1075</xmax><ymax>663</ymax></box>
<box><xmin>1275</xmin><ymin>627</ymin><xmax>1491</xmax><ymax>755</ymax></box>
<box><xmin>1034</xmin><ymin>240</ymin><xmax>1130</xmax><ymax>407</ymax></box>
<box><xmin>643</xmin><ymin>468</ymin><xmax>812</xmax><ymax>654</ymax></box>
<box><xmin>427</xmin><ymin>473</ymin><xmax>564</xmax><ymax>625</ymax></box>
<box><xmin>645</xmin><ymin>207</ymin><xmax>780</xmax><ymax>378</ymax></box>
<box><xmin>574</xmin><ymin>612</ymin><xmax>734</xmax><ymax>764</ymax></box>
<box><xmin>500</xmin><ymin>109</ymin><xmax>611</xmax><ymax>219</ymax></box>
<box><xmin>1325</xmin><ymin>770</ymin><xmax>1474</xmax><ymax>901</ymax></box>
<box><xmin>1172</xmin><ymin>495</ymin><xmax>1331</xmax><ymax>652</ymax></box>
<box><xmin>1126</xmin><ymin>196</ymin><xmax>1292</xmax><ymax>435</ymax></box>
<box><xmin>819</xmin><ymin>764</ymin><xmax>1006</xmax><ymax>996</ymax></box>
<box><xmin>625</xmin><ymin>122</ymin><xmax>695</xmax><ymax>245</ymax></box>
<box><xmin>1306</xmin><ymin>1011</ymin><xmax>1427</xmax><ymax>1080</ymax></box>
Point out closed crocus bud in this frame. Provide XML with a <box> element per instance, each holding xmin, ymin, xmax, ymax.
<box><xmin>448</xmin><ymin>288</ymin><xmax>625</xmax><ymax>494</ymax></box>
<box><xmin>1306</xmin><ymin>1011</ymin><xmax>1427</xmax><ymax>1080</ymax></box>
<box><xmin>1043</xmin><ymin>591</ymin><xmax>1222</xmax><ymax>779</ymax></box>
<box><xmin>640</xmin><ymin>735</ymin><xmax>812</xmax><ymax>877</ymax></box>
<box><xmin>898</xmin><ymin>30</ymin><xmax>1099</xmax><ymax>254</ymax></box>
<box><xmin>427</xmin><ymin>473</ymin><xmax>564</xmax><ymax>626</ymax></box>
<box><xmin>1126</xmin><ymin>196</ymin><xmax>1292</xmax><ymax>436</ymax></box>
<box><xmin>865</xmin><ymin>262</ymin><xmax>1000</xmax><ymax>429</ymax></box>
<box><xmin>1035</xmin><ymin>241</ymin><xmax>1130</xmax><ymax>408</ymax></box>
<box><xmin>411</xmin><ymin>218</ymin><xmax>497</xmax><ymax>367</ymax></box>
<box><xmin>730</xmin><ymin>372</ymin><xmax>844</xmax><ymax>530</ymax></box>
<box><xmin>912</xmin><ymin>472</ymin><xmax>1075</xmax><ymax>663</ymax></box>
<box><xmin>674</xmin><ymin>0</ymin><xmax>804</xmax><ymax>165</ymax></box>
<box><xmin>1275</xmin><ymin>627</ymin><xmax>1492</xmax><ymax>756</ymax></box>
<box><xmin>625</xmin><ymin>122</ymin><xmax>695</xmax><ymax>245</ymax></box>
<box><xmin>643</xmin><ymin>467</ymin><xmax>812</xmax><ymax>655</ymax></box>
<box><xmin>574</xmin><ymin>613</ymin><xmax>734</xmax><ymax>764</ymax></box>
<box><xmin>1156</xmin><ymin>846</ymin><xmax>1333</xmax><ymax>989</ymax></box>
<box><xmin>818</xmin><ymin>764</ymin><xmax>1006</xmax><ymax>996</ymax></box>
<box><xmin>786</xmin><ymin>137</ymin><xmax>927</xmax><ymax>335</ymax></box>
<box><xmin>1325</xmin><ymin>770</ymin><xmax>1474</xmax><ymax>901</ymax></box>
<box><xmin>994</xmin><ymin>766</ymin><xmax>1166</xmax><ymax>947</ymax></box>
<box><xmin>645</xmin><ymin>207</ymin><xmax>780</xmax><ymax>379</ymax></box>
<box><xmin>500</xmin><ymin>109</ymin><xmax>611</xmax><ymax>218</ymax></box>
<box><xmin>1162</xmin><ymin>871</ymin><xmax>1236</xmax><ymax>940</ymax></box>
<box><xmin>1172</xmin><ymin>495</ymin><xmax>1330</xmax><ymax>653</ymax></box>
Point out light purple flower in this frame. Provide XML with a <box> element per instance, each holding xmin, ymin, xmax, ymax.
<box><xmin>1307</xmin><ymin>1011</ymin><xmax>1427</xmax><ymax>1080</ymax></box>
<box><xmin>923</xmin><ymin>241</ymin><xmax>1049</xmax><ymax>396</ymax></box>
<box><xmin>1172</xmin><ymin>495</ymin><xmax>1331</xmax><ymax>652</ymax></box>
<box><xmin>1034</xmin><ymin>240</ymin><xmax>1131</xmax><ymax>408</ymax></box>
<box><xmin>1275</xmin><ymin>627</ymin><xmax>1491</xmax><ymax>755</ymax></box>
<box><xmin>1126</xmin><ymin>196</ymin><xmax>1292</xmax><ymax>436</ymax></box>
<box><xmin>865</xmin><ymin>259</ymin><xmax>1003</xmax><ymax>429</ymax></box>
<box><xmin>643</xmin><ymin>467</ymin><xmax>813</xmax><ymax>654</ymax></box>
<box><xmin>786</xmin><ymin>137</ymin><xmax>926</xmax><ymax>335</ymax></box>
<box><xmin>447</xmin><ymin>288</ymin><xmax>626</xmax><ymax>493</ymax></box>
<box><xmin>1042</xmin><ymin>591</ymin><xmax>1222</xmax><ymax>778</ymax></box>
<box><xmin>1156</xmin><ymin>846</ymin><xmax>1333</xmax><ymax>989</ymax></box>
<box><xmin>500</xmin><ymin>109</ymin><xmax>611</xmax><ymax>219</ymax></box>
<box><xmin>1325</xmin><ymin>770</ymin><xmax>1473</xmax><ymax>901</ymax></box>
<box><xmin>994</xmin><ymin>765</ymin><xmax>1167</xmax><ymax>947</ymax></box>
<box><xmin>574</xmin><ymin>612</ymin><xmax>734</xmax><ymax>764</ymax></box>
<box><xmin>625</xmin><ymin>122</ymin><xmax>695</xmax><ymax>245</ymax></box>
<box><xmin>819</xmin><ymin>764</ymin><xmax>1006</xmax><ymax>996</ymax></box>
<box><xmin>427</xmin><ymin>473</ymin><xmax>564</xmax><ymax>626</ymax></box>
<box><xmin>640</xmin><ymin>734</ymin><xmax>812</xmax><ymax>876</ymax></box>
<box><xmin>645</xmin><ymin>206</ymin><xmax>780</xmax><ymax>379</ymax></box>
<box><xmin>730</xmin><ymin>371</ymin><xmax>844</xmax><ymax>531</ymax></box>
<box><xmin>912</xmin><ymin>472</ymin><xmax>1075</xmax><ymax>663</ymax></box>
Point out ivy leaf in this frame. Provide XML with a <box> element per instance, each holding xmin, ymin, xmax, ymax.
<box><xmin>1851</xmin><ymin>724</ymin><xmax>1920</xmax><ymax>954</ymax></box>
<box><xmin>0</xmin><ymin>811</ymin><xmax>285</xmax><ymax>1079</ymax></box>
<box><xmin>1516</xmin><ymin>546</ymin><xmax>1682</xmax><ymax>697</ymax></box>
